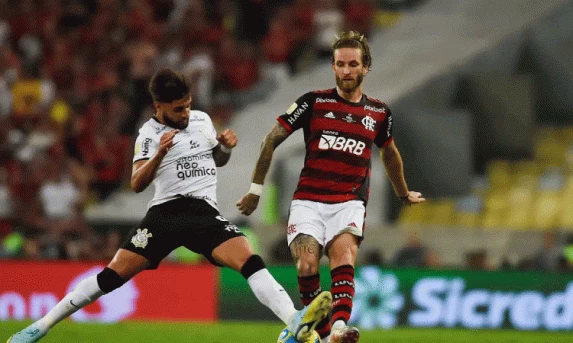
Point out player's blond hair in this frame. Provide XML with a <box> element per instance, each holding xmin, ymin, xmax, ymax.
<box><xmin>331</xmin><ymin>31</ymin><xmax>372</xmax><ymax>70</ymax></box>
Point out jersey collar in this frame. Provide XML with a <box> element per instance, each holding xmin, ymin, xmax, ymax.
<box><xmin>331</xmin><ymin>88</ymin><xmax>367</xmax><ymax>106</ymax></box>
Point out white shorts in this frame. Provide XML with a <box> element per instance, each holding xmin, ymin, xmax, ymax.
<box><xmin>286</xmin><ymin>199</ymin><xmax>366</xmax><ymax>247</ymax></box>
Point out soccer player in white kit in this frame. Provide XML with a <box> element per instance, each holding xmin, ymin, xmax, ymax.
<box><xmin>8</xmin><ymin>68</ymin><xmax>331</xmax><ymax>343</ymax></box>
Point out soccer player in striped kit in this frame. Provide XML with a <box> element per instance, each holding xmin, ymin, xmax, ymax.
<box><xmin>237</xmin><ymin>31</ymin><xmax>425</xmax><ymax>343</ymax></box>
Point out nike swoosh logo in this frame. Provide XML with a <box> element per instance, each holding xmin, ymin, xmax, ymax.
<box><xmin>69</xmin><ymin>300</ymin><xmax>80</xmax><ymax>309</ymax></box>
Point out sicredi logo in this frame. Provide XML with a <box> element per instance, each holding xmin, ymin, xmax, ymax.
<box><xmin>409</xmin><ymin>278</ymin><xmax>573</xmax><ymax>330</ymax></box>
<box><xmin>318</xmin><ymin>135</ymin><xmax>365</xmax><ymax>156</ymax></box>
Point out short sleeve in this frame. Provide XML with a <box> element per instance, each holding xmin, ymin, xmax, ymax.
<box><xmin>202</xmin><ymin>113</ymin><xmax>219</xmax><ymax>149</ymax></box>
<box><xmin>374</xmin><ymin>107</ymin><xmax>393</xmax><ymax>148</ymax></box>
<box><xmin>277</xmin><ymin>92</ymin><xmax>315</xmax><ymax>133</ymax></box>
<box><xmin>133</xmin><ymin>133</ymin><xmax>159</xmax><ymax>162</ymax></box>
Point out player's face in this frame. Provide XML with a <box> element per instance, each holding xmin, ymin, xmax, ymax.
<box><xmin>332</xmin><ymin>48</ymin><xmax>368</xmax><ymax>94</ymax></box>
<box><xmin>157</xmin><ymin>95</ymin><xmax>192</xmax><ymax>129</ymax></box>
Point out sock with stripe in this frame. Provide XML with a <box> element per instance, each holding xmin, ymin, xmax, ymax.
<box><xmin>298</xmin><ymin>274</ymin><xmax>331</xmax><ymax>338</ymax></box>
<box><xmin>330</xmin><ymin>265</ymin><xmax>355</xmax><ymax>326</ymax></box>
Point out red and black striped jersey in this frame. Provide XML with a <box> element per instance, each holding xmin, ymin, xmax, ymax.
<box><xmin>277</xmin><ymin>88</ymin><xmax>393</xmax><ymax>204</ymax></box>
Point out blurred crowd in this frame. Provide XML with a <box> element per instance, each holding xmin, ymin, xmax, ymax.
<box><xmin>0</xmin><ymin>0</ymin><xmax>384</xmax><ymax>261</ymax></box>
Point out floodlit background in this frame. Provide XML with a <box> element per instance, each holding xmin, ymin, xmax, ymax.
<box><xmin>1</xmin><ymin>0</ymin><xmax>573</xmax><ymax>342</ymax></box>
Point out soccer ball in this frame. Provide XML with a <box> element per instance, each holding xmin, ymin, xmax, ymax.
<box><xmin>277</xmin><ymin>327</ymin><xmax>320</xmax><ymax>343</ymax></box>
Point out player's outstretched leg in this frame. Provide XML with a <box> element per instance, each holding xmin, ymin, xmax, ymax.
<box><xmin>6</xmin><ymin>249</ymin><xmax>143</xmax><ymax>343</ymax></box>
<box><xmin>288</xmin><ymin>291</ymin><xmax>333</xmax><ymax>342</ymax></box>
<box><xmin>6</xmin><ymin>271</ymin><xmax>108</xmax><ymax>343</ymax></box>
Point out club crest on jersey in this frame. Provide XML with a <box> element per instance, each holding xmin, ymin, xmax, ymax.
<box><xmin>343</xmin><ymin>114</ymin><xmax>355</xmax><ymax>123</ymax></box>
<box><xmin>131</xmin><ymin>228</ymin><xmax>152</xmax><ymax>248</ymax></box>
<box><xmin>362</xmin><ymin>115</ymin><xmax>376</xmax><ymax>131</ymax></box>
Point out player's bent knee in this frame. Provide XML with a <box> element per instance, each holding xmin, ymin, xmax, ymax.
<box><xmin>296</xmin><ymin>256</ymin><xmax>319</xmax><ymax>275</ymax></box>
<box><xmin>97</xmin><ymin>267</ymin><xmax>127</xmax><ymax>293</ymax></box>
<box><xmin>240</xmin><ymin>254</ymin><xmax>266</xmax><ymax>279</ymax></box>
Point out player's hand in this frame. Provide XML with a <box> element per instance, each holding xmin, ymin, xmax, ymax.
<box><xmin>158</xmin><ymin>129</ymin><xmax>179</xmax><ymax>157</ymax></box>
<box><xmin>401</xmin><ymin>191</ymin><xmax>425</xmax><ymax>206</ymax></box>
<box><xmin>217</xmin><ymin>129</ymin><xmax>237</xmax><ymax>150</ymax></box>
<box><xmin>236</xmin><ymin>193</ymin><xmax>260</xmax><ymax>216</ymax></box>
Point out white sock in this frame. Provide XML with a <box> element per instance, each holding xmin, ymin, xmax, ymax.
<box><xmin>37</xmin><ymin>275</ymin><xmax>105</xmax><ymax>329</ymax></box>
<box><xmin>332</xmin><ymin>319</ymin><xmax>346</xmax><ymax>330</ymax></box>
<box><xmin>247</xmin><ymin>269</ymin><xmax>297</xmax><ymax>325</ymax></box>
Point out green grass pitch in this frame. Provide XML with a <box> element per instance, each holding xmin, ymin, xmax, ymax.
<box><xmin>1</xmin><ymin>321</ymin><xmax>571</xmax><ymax>343</ymax></box>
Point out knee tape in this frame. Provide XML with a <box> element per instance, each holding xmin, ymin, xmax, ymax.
<box><xmin>97</xmin><ymin>267</ymin><xmax>126</xmax><ymax>293</ymax></box>
<box><xmin>240</xmin><ymin>254</ymin><xmax>266</xmax><ymax>279</ymax></box>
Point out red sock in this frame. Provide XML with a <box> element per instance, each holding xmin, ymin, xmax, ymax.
<box><xmin>298</xmin><ymin>274</ymin><xmax>321</xmax><ymax>306</ymax></box>
<box><xmin>298</xmin><ymin>274</ymin><xmax>331</xmax><ymax>338</ymax></box>
<box><xmin>330</xmin><ymin>265</ymin><xmax>355</xmax><ymax>325</ymax></box>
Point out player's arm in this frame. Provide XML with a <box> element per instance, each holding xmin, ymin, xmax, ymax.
<box><xmin>236</xmin><ymin>122</ymin><xmax>290</xmax><ymax>215</ymax></box>
<box><xmin>380</xmin><ymin>140</ymin><xmax>425</xmax><ymax>205</ymax></box>
<box><xmin>212</xmin><ymin>129</ymin><xmax>238</xmax><ymax>167</ymax></box>
<box><xmin>130</xmin><ymin>130</ymin><xmax>178</xmax><ymax>193</ymax></box>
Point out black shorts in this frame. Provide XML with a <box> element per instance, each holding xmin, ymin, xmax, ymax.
<box><xmin>121</xmin><ymin>197</ymin><xmax>244</xmax><ymax>269</ymax></box>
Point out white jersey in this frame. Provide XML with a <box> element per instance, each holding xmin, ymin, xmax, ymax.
<box><xmin>133</xmin><ymin>110</ymin><xmax>220</xmax><ymax>209</ymax></box>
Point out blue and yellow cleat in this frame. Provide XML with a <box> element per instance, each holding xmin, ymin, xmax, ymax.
<box><xmin>6</xmin><ymin>323</ymin><xmax>46</xmax><ymax>343</ymax></box>
<box><xmin>288</xmin><ymin>291</ymin><xmax>332</xmax><ymax>343</ymax></box>
<box><xmin>277</xmin><ymin>327</ymin><xmax>320</xmax><ymax>343</ymax></box>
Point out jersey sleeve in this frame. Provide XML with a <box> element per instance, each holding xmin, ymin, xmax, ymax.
<box><xmin>277</xmin><ymin>92</ymin><xmax>314</xmax><ymax>133</ymax></box>
<box><xmin>374</xmin><ymin>107</ymin><xmax>394</xmax><ymax>148</ymax></box>
<box><xmin>133</xmin><ymin>131</ymin><xmax>159</xmax><ymax>163</ymax></box>
<box><xmin>203</xmin><ymin>113</ymin><xmax>219</xmax><ymax>149</ymax></box>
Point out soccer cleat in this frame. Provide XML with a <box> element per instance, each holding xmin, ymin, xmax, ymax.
<box><xmin>288</xmin><ymin>291</ymin><xmax>332</xmax><ymax>343</ymax></box>
<box><xmin>328</xmin><ymin>326</ymin><xmax>360</xmax><ymax>343</ymax></box>
<box><xmin>6</xmin><ymin>323</ymin><xmax>46</xmax><ymax>343</ymax></box>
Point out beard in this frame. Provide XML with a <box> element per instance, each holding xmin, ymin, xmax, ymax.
<box><xmin>336</xmin><ymin>73</ymin><xmax>364</xmax><ymax>94</ymax></box>
<box><xmin>163</xmin><ymin>115</ymin><xmax>188</xmax><ymax>129</ymax></box>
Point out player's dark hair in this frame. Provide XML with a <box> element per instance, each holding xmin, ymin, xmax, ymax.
<box><xmin>331</xmin><ymin>31</ymin><xmax>372</xmax><ymax>70</ymax></box>
<box><xmin>148</xmin><ymin>68</ymin><xmax>191</xmax><ymax>103</ymax></box>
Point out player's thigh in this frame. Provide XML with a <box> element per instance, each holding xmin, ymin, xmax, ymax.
<box><xmin>211</xmin><ymin>236</ymin><xmax>253</xmax><ymax>271</ymax></box>
<box><xmin>324</xmin><ymin>200</ymin><xmax>365</xmax><ymax>247</ymax></box>
<box><xmin>121</xmin><ymin>206</ymin><xmax>181</xmax><ymax>270</ymax></box>
<box><xmin>182</xmin><ymin>214</ymin><xmax>246</xmax><ymax>267</ymax></box>
<box><xmin>107</xmin><ymin>248</ymin><xmax>151</xmax><ymax>280</ymax></box>
<box><xmin>287</xmin><ymin>200</ymin><xmax>326</xmax><ymax>247</ymax></box>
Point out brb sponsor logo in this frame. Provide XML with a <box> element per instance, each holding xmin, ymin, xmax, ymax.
<box><xmin>318</xmin><ymin>134</ymin><xmax>365</xmax><ymax>156</ymax></box>
<box><xmin>0</xmin><ymin>267</ymin><xmax>138</xmax><ymax>322</ymax></box>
